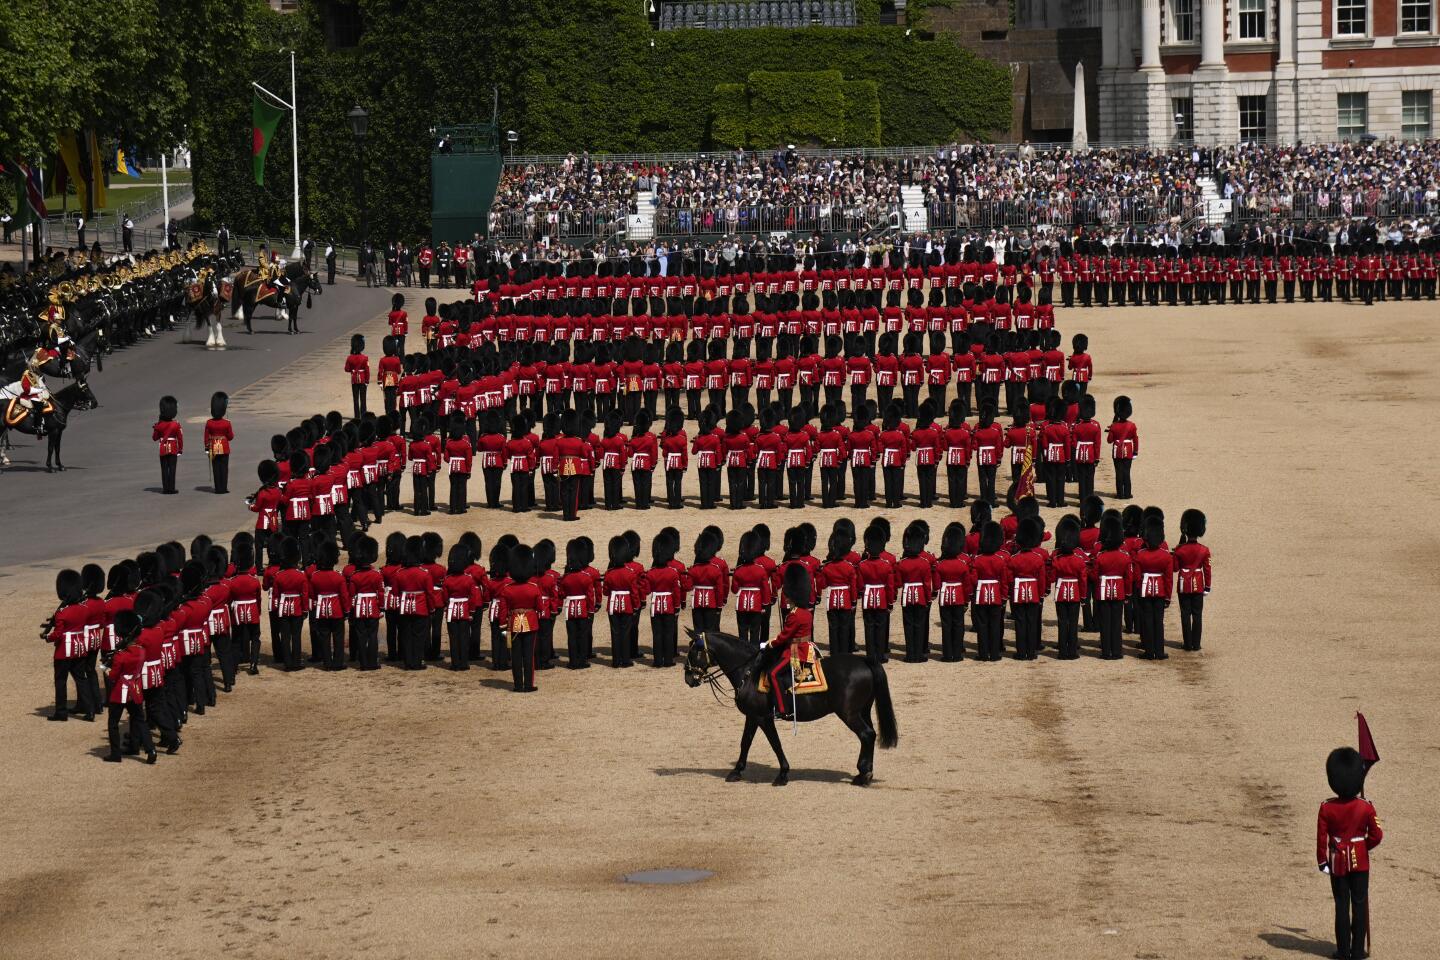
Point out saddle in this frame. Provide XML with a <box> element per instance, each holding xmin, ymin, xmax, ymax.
<box><xmin>756</xmin><ymin>642</ymin><xmax>828</xmax><ymax>697</ymax></box>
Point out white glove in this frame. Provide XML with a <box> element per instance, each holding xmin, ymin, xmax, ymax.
<box><xmin>1318</xmin><ymin>863</ymin><xmax>1330</xmax><ymax>875</ymax></box>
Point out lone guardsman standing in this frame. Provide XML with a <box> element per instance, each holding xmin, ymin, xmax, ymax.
<box><xmin>1319</xmin><ymin>716</ymin><xmax>1382</xmax><ymax>960</ymax></box>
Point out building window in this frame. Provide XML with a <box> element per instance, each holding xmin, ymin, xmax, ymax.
<box><xmin>1237</xmin><ymin>0</ymin><xmax>1267</xmax><ymax>39</ymax></box>
<box><xmin>1336</xmin><ymin>0</ymin><xmax>1368</xmax><ymax>35</ymax></box>
<box><xmin>1401</xmin><ymin>0</ymin><xmax>1433</xmax><ymax>33</ymax></box>
<box><xmin>1238</xmin><ymin>95</ymin><xmax>1268</xmax><ymax>141</ymax></box>
<box><xmin>1402</xmin><ymin>90</ymin><xmax>1433</xmax><ymax>139</ymax></box>
<box><xmin>1171</xmin><ymin>0</ymin><xmax>1195</xmax><ymax>41</ymax></box>
<box><xmin>1337</xmin><ymin>93</ymin><xmax>1368</xmax><ymax>139</ymax></box>
<box><xmin>1173</xmin><ymin>97</ymin><xmax>1195</xmax><ymax>141</ymax></box>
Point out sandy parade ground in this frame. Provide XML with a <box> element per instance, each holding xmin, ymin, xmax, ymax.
<box><xmin>1</xmin><ymin>294</ymin><xmax>1438</xmax><ymax>960</ymax></box>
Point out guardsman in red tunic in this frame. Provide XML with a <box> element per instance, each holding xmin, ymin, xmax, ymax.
<box><xmin>1132</xmin><ymin>516</ymin><xmax>1173</xmax><ymax>659</ymax></box>
<box><xmin>203</xmin><ymin>391</ymin><xmax>234</xmax><ymax>495</ymax></box>
<box><xmin>855</xmin><ymin>525</ymin><xmax>896</xmax><ymax>662</ymax></box>
<box><xmin>153</xmin><ymin>395</ymin><xmax>183</xmax><ymax>494</ymax></box>
<box><xmin>895</xmin><ymin>522</ymin><xmax>935</xmax><ymax>663</ymax></box>
<box><xmin>1318</xmin><ymin>747</ymin><xmax>1382</xmax><ymax>959</ymax></box>
<box><xmin>101</xmin><ymin>613</ymin><xmax>157</xmax><ymax>763</ymax></box>
<box><xmin>1172</xmin><ymin>508</ymin><xmax>1212</xmax><ymax>651</ymax></box>
<box><xmin>1050</xmin><ymin>517</ymin><xmax>1088</xmax><ymax>659</ymax></box>
<box><xmin>387</xmin><ymin>292</ymin><xmax>408</xmax><ymax>354</ymax></box>
<box><xmin>1092</xmin><ymin>514</ymin><xmax>1131</xmax><ymax>659</ymax></box>
<box><xmin>817</xmin><ymin>527</ymin><xmax>858</xmax><ymax>655</ymax></box>
<box><xmin>46</xmin><ymin>569</ymin><xmax>97</xmax><ymax>721</ymax></box>
<box><xmin>495</xmin><ymin>544</ymin><xmax>542</xmax><ymax>691</ymax></box>
<box><xmin>344</xmin><ymin>333</ymin><xmax>370</xmax><ymax>418</ymax></box>
<box><xmin>602</xmin><ymin>536</ymin><xmax>641</xmax><ymax>668</ymax></box>
<box><xmin>1007</xmin><ymin>517</ymin><xmax>1049</xmax><ymax>660</ymax></box>
<box><xmin>344</xmin><ymin>535</ymin><xmax>384</xmax><ymax>670</ymax></box>
<box><xmin>643</xmin><ymin>534</ymin><xmax>686</xmax><ymax>667</ymax></box>
<box><xmin>1040</xmin><ymin>396</ymin><xmax>1072</xmax><ymax>508</ymax></box>
<box><xmin>758</xmin><ymin>565</ymin><xmax>814</xmax><ymax>719</ymax></box>
<box><xmin>933</xmin><ymin>522</ymin><xmax>972</xmax><ymax>661</ymax></box>
<box><xmin>1107</xmin><ymin>395</ymin><xmax>1139</xmax><ymax>499</ymax></box>
<box><xmin>309</xmin><ymin>542</ymin><xmax>350</xmax><ymax>670</ymax></box>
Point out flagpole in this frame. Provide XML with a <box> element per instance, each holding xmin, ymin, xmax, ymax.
<box><xmin>289</xmin><ymin>49</ymin><xmax>302</xmax><ymax>260</ymax></box>
<box><xmin>161</xmin><ymin>151</ymin><xmax>170</xmax><ymax>246</ymax></box>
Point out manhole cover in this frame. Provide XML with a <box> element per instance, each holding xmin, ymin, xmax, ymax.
<box><xmin>623</xmin><ymin>868</ymin><xmax>714</xmax><ymax>885</ymax></box>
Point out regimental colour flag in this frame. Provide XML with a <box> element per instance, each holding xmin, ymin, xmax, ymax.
<box><xmin>253</xmin><ymin>92</ymin><xmax>286</xmax><ymax>186</ymax></box>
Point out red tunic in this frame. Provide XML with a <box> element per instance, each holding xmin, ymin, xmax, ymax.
<box><xmin>1317</xmin><ymin>797</ymin><xmax>1382</xmax><ymax>873</ymax></box>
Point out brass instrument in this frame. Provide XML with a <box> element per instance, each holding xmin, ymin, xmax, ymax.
<box><xmin>56</xmin><ymin>280</ymin><xmax>77</xmax><ymax>302</ymax></box>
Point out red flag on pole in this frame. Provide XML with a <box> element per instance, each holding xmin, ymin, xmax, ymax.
<box><xmin>1357</xmin><ymin>712</ymin><xmax>1379</xmax><ymax>768</ymax></box>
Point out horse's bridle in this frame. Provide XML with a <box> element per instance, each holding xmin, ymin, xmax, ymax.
<box><xmin>687</xmin><ymin>634</ymin><xmax>732</xmax><ymax>704</ymax></box>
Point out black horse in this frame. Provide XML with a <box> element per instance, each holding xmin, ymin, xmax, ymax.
<box><xmin>683</xmin><ymin>629</ymin><xmax>898</xmax><ymax>786</ymax></box>
<box><xmin>1</xmin><ymin>379</ymin><xmax>99</xmax><ymax>472</ymax></box>
<box><xmin>230</xmin><ymin>263</ymin><xmax>320</xmax><ymax>334</ymax></box>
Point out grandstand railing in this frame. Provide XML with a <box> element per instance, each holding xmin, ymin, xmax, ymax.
<box><xmin>926</xmin><ymin>194</ymin><xmax>1205</xmax><ymax>230</ymax></box>
<box><xmin>1228</xmin><ymin>189</ymin><xmax>1440</xmax><ymax>222</ymax></box>
<box><xmin>487</xmin><ymin>207</ymin><xmax>628</xmax><ymax>242</ymax></box>
<box><xmin>653</xmin><ymin>203</ymin><xmax>901</xmax><ymax>237</ymax></box>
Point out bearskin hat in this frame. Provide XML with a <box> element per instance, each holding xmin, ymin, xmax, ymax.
<box><xmin>1113</xmin><ymin>395</ymin><xmax>1133</xmax><ymax>420</ymax></box>
<box><xmin>1326</xmin><ymin>747</ymin><xmax>1366</xmax><ymax>800</ymax></box>
<box><xmin>782</xmin><ymin>563</ymin><xmax>812</xmax><ymax>609</ymax></box>
<box><xmin>391</xmin><ymin>292</ymin><xmax>404</xmax><ymax>311</ymax></box>
<box><xmin>158</xmin><ymin>395</ymin><xmax>177</xmax><ymax>421</ymax></box>
<box><xmin>55</xmin><ymin>568</ymin><xmax>83</xmax><ymax>604</ymax></box>
<box><xmin>210</xmin><ymin>391</ymin><xmax>228</xmax><ymax>420</ymax></box>
<box><xmin>1181</xmin><ymin>508</ymin><xmax>1207</xmax><ymax>539</ymax></box>
<box><xmin>606</xmin><ymin>535</ymin><xmax>629</xmax><ymax>570</ymax></box>
<box><xmin>978</xmin><ymin>521</ymin><xmax>1003</xmax><ymax>556</ymax></box>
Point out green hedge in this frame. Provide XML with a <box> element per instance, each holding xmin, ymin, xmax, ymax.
<box><xmin>745</xmin><ymin>70</ymin><xmax>845</xmax><ymax>148</ymax></box>
<box><xmin>711</xmin><ymin>83</ymin><xmax>750</xmax><ymax>150</ymax></box>
<box><xmin>840</xmin><ymin>79</ymin><xmax>882</xmax><ymax>147</ymax></box>
<box><xmin>189</xmin><ymin>1</ymin><xmax>1011</xmax><ymax>241</ymax></box>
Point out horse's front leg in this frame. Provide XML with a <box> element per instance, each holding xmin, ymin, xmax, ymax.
<box><xmin>757</xmin><ymin>719</ymin><xmax>789</xmax><ymax>786</ymax></box>
<box><xmin>49</xmin><ymin>431</ymin><xmax>64</xmax><ymax>471</ymax></box>
<box><xmin>728</xmin><ymin>716</ymin><xmax>759</xmax><ymax>782</ymax></box>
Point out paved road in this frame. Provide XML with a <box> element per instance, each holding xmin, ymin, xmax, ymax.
<box><xmin>2</xmin><ymin>278</ymin><xmax>403</xmax><ymax>566</ymax></box>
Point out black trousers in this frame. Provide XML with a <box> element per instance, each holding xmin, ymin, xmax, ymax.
<box><xmin>633</xmin><ymin>469</ymin><xmax>654</xmax><ymax>509</ymax></box>
<box><xmin>736</xmin><ymin>611</ymin><xmax>766</xmax><ymax>649</ymax></box>
<box><xmin>212</xmin><ymin>454</ymin><xmax>229</xmax><ymax>494</ymax></box>
<box><xmin>1097</xmin><ymin>600</ymin><xmax>1123</xmax><ymax>658</ymax></box>
<box><xmin>972</xmin><ymin>605</ymin><xmax>1004</xmax><ymax>660</ymax></box>
<box><xmin>351</xmin><ymin>383</ymin><xmax>367</xmax><ymax>419</ymax></box>
<box><xmin>1114</xmin><ymin>457</ymin><xmax>1134</xmax><ymax>498</ymax></box>
<box><xmin>861</xmin><ymin>608</ymin><xmax>891</xmax><ymax>662</ymax></box>
<box><xmin>945</xmin><ymin>465</ymin><xmax>969</xmax><ymax>507</ymax></box>
<box><xmin>852</xmin><ymin>466</ymin><xmax>876</xmax><ymax>508</ymax></box>
<box><xmin>786</xmin><ymin>466</ymin><xmax>809</xmax><ymax>508</ymax></box>
<box><xmin>447</xmin><ymin>619</ymin><xmax>471</xmax><ymax>669</ymax></box>
<box><xmin>819</xmin><ymin>466</ymin><xmax>843</xmax><ymax>507</ymax></box>
<box><xmin>351</xmin><ymin>618</ymin><xmax>380</xmax><ymax>669</ymax></box>
<box><xmin>1075</xmin><ymin>462</ymin><xmax>1096</xmax><ymax>505</ymax></box>
<box><xmin>428</xmin><ymin>610</ymin><xmax>443</xmax><ymax>660</ymax></box>
<box><xmin>603</xmin><ymin>468</ymin><xmax>625</xmax><ymax>509</ymax></box>
<box><xmin>691</xmin><ymin>607</ymin><xmax>721</xmax><ymax>635</ymax></box>
<box><xmin>651</xmin><ymin>614</ymin><xmax>677</xmax><ymax>666</ymax></box>
<box><xmin>1012</xmin><ymin>603</ymin><xmax>1041</xmax><ymax>659</ymax></box>
<box><xmin>757</xmin><ymin>468</ymin><xmax>781</xmax><ymax>508</ymax></box>
<box><xmin>608</xmin><ymin>613</ymin><xmax>636</xmax><ymax>666</ymax></box>
<box><xmin>411</xmin><ymin>473</ymin><xmax>433</xmax><ymax>515</ymax></box>
<box><xmin>313</xmin><ymin>618</ymin><xmax>344</xmax><ymax>668</ymax></box>
<box><xmin>400</xmin><ymin>614</ymin><xmax>428</xmax><ymax>669</ymax></box>
<box><xmin>483</xmin><ymin>467</ymin><xmax>505</xmax><ymax>508</ymax></box>
<box><xmin>1055</xmin><ymin>602</ymin><xmax>1080</xmax><ymax>658</ymax></box>
<box><xmin>490</xmin><ymin>618</ymin><xmax>510</xmax><ymax>669</ymax></box>
<box><xmin>232</xmin><ymin>623</ymin><xmax>261</xmax><ymax>672</ymax></box>
<box><xmin>107</xmin><ymin>701</ymin><xmax>154</xmax><ymax>758</ymax></box>
<box><xmin>901</xmin><ymin>604</ymin><xmax>930</xmax><ymax>662</ymax></box>
<box><xmin>1179</xmin><ymin>593</ymin><xmax>1204</xmax><ymax>651</ymax></box>
<box><xmin>916</xmin><ymin>464</ymin><xmax>937</xmax><ymax>508</ymax></box>
<box><xmin>560</xmin><ymin>474</ymin><xmax>583</xmax><ymax>520</ymax></box>
<box><xmin>1330</xmin><ymin>871</ymin><xmax>1369</xmax><ymax>958</ymax></box>
<box><xmin>511</xmin><ymin>631</ymin><xmax>536</xmax><ymax>690</ymax></box>
<box><xmin>665</xmin><ymin>469</ymin><xmax>684</xmax><ymax>508</ymax></box>
<box><xmin>1138</xmin><ymin>598</ymin><xmax>1167</xmax><ymax>658</ymax></box>
<box><xmin>160</xmin><ymin>454</ymin><xmax>178</xmax><ymax>494</ymax></box>
<box><xmin>727</xmin><ymin>466</ymin><xmax>749</xmax><ymax>508</ymax></box>
<box><xmin>977</xmin><ymin>464</ymin><xmax>998</xmax><ymax>505</ymax></box>
<box><xmin>698</xmin><ymin>468</ymin><xmax>720</xmax><ymax>509</ymax></box>
<box><xmin>882</xmin><ymin>466</ymin><xmax>905</xmax><ymax>507</ymax></box>
<box><xmin>827</xmin><ymin>608</ymin><xmax>855</xmax><ymax>655</ymax></box>
<box><xmin>143</xmin><ymin>686</ymin><xmax>179</xmax><ymax>747</ymax></box>
<box><xmin>53</xmin><ymin>658</ymin><xmax>92</xmax><ymax>717</ymax></box>
<box><xmin>211</xmin><ymin>633</ymin><xmax>237</xmax><ymax>689</ymax></box>
<box><xmin>277</xmin><ymin>616</ymin><xmax>306</xmax><ymax>670</ymax></box>
<box><xmin>449</xmin><ymin>474</ymin><xmax>469</xmax><ymax>513</ymax></box>
<box><xmin>939</xmin><ymin>604</ymin><xmax>966</xmax><ymax>660</ymax></box>
<box><xmin>511</xmin><ymin>470</ymin><xmax>534</xmax><ymax>512</ymax></box>
<box><xmin>566</xmin><ymin>618</ymin><xmax>592</xmax><ymax>668</ymax></box>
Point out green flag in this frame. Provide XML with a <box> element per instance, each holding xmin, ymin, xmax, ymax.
<box><xmin>252</xmin><ymin>91</ymin><xmax>286</xmax><ymax>185</ymax></box>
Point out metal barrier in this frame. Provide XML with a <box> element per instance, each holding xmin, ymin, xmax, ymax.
<box><xmin>653</xmin><ymin>203</ymin><xmax>899</xmax><ymax>237</ymax></box>
<box><xmin>1229</xmin><ymin>189</ymin><xmax>1440</xmax><ymax>222</ymax></box>
<box><xmin>488</xmin><ymin>207</ymin><xmax>629</xmax><ymax>242</ymax></box>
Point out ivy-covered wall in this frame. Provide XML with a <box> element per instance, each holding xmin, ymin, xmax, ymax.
<box><xmin>189</xmin><ymin>0</ymin><xmax>1010</xmax><ymax>241</ymax></box>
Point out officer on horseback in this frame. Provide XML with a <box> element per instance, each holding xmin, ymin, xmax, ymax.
<box><xmin>757</xmin><ymin>565</ymin><xmax>814</xmax><ymax>720</ymax></box>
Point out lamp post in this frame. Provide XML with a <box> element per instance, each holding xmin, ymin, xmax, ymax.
<box><xmin>348</xmin><ymin>104</ymin><xmax>369</xmax><ymax>273</ymax></box>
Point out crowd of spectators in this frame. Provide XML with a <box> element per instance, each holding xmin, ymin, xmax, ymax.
<box><xmin>486</xmin><ymin>140</ymin><xmax>1440</xmax><ymax>243</ymax></box>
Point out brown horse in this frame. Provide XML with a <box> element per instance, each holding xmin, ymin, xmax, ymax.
<box><xmin>229</xmin><ymin>262</ymin><xmax>313</xmax><ymax>334</ymax></box>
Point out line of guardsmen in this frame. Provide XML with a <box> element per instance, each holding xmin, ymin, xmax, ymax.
<box><xmin>45</xmin><ymin>498</ymin><xmax>1213</xmax><ymax>762</ymax></box>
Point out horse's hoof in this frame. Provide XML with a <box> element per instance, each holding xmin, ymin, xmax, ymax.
<box><xmin>725</xmin><ymin>769</ymin><xmax>744</xmax><ymax>783</ymax></box>
<box><xmin>45</xmin><ymin>466</ymin><xmax>54</xmax><ymax>474</ymax></box>
<box><xmin>771</xmin><ymin>772</ymin><xmax>789</xmax><ymax>787</ymax></box>
<box><xmin>852</xmin><ymin>772</ymin><xmax>872</xmax><ymax>787</ymax></box>
<box><xmin>55</xmin><ymin>464</ymin><xmax>65</xmax><ymax>472</ymax></box>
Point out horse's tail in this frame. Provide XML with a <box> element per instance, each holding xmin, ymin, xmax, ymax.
<box><xmin>866</xmin><ymin>657</ymin><xmax>898</xmax><ymax>749</ymax></box>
